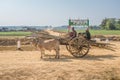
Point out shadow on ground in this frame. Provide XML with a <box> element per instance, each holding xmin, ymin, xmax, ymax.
<box><xmin>84</xmin><ymin>54</ymin><xmax>119</xmax><ymax>61</ymax></box>
<box><xmin>42</xmin><ymin>54</ymin><xmax>119</xmax><ymax>62</ymax></box>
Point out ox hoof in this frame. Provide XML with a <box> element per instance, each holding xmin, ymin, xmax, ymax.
<box><xmin>58</xmin><ymin>56</ymin><xmax>60</xmax><ymax>59</ymax></box>
<box><xmin>55</xmin><ymin>56</ymin><xmax>60</xmax><ymax>59</ymax></box>
<box><xmin>41</xmin><ymin>56</ymin><xmax>43</xmax><ymax>59</ymax></box>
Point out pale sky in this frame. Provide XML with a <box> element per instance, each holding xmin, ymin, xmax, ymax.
<box><xmin>0</xmin><ymin>0</ymin><xmax>120</xmax><ymax>26</ymax></box>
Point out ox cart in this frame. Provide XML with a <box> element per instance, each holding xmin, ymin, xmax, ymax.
<box><xmin>30</xmin><ymin>30</ymin><xmax>112</xmax><ymax>58</ymax></box>
<box><xmin>30</xmin><ymin>31</ymin><xmax>113</xmax><ymax>58</ymax></box>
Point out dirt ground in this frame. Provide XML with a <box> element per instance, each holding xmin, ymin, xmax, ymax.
<box><xmin>0</xmin><ymin>30</ymin><xmax>120</xmax><ymax>80</ymax></box>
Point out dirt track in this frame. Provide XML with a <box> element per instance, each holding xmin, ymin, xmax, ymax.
<box><xmin>0</xmin><ymin>30</ymin><xmax>120</xmax><ymax>80</ymax></box>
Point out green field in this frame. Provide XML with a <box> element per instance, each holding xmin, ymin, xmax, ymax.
<box><xmin>56</xmin><ymin>29</ymin><xmax>120</xmax><ymax>35</ymax></box>
<box><xmin>0</xmin><ymin>30</ymin><xmax>120</xmax><ymax>37</ymax></box>
<box><xmin>89</xmin><ymin>30</ymin><xmax>120</xmax><ymax>35</ymax></box>
<box><xmin>0</xmin><ymin>31</ymin><xmax>32</xmax><ymax>36</ymax></box>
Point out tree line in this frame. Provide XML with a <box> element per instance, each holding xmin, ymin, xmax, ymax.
<box><xmin>100</xmin><ymin>18</ymin><xmax>120</xmax><ymax>30</ymax></box>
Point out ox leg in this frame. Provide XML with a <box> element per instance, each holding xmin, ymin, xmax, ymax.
<box><xmin>55</xmin><ymin>50</ymin><xmax>57</xmax><ymax>59</ymax></box>
<box><xmin>41</xmin><ymin>50</ymin><xmax>45</xmax><ymax>59</ymax></box>
<box><xmin>57</xmin><ymin>51</ymin><xmax>60</xmax><ymax>59</ymax></box>
<box><xmin>41</xmin><ymin>51</ymin><xmax>43</xmax><ymax>59</ymax></box>
<box><xmin>55</xmin><ymin>48</ymin><xmax>60</xmax><ymax>59</ymax></box>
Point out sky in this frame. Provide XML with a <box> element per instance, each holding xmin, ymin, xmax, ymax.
<box><xmin>0</xmin><ymin>0</ymin><xmax>120</xmax><ymax>26</ymax></box>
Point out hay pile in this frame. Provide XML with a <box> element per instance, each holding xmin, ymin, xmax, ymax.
<box><xmin>27</xmin><ymin>30</ymin><xmax>60</xmax><ymax>40</ymax></box>
<box><xmin>0</xmin><ymin>38</ymin><xmax>30</xmax><ymax>46</ymax></box>
<box><xmin>0</xmin><ymin>39</ymin><xmax>16</xmax><ymax>46</ymax></box>
<box><xmin>92</xmin><ymin>35</ymin><xmax>120</xmax><ymax>41</ymax></box>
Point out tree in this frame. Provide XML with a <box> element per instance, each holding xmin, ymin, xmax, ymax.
<box><xmin>115</xmin><ymin>19</ymin><xmax>120</xmax><ymax>30</ymax></box>
<box><xmin>118</xmin><ymin>19</ymin><xmax>120</xmax><ymax>24</ymax></box>
<box><xmin>100</xmin><ymin>18</ymin><xmax>117</xmax><ymax>30</ymax></box>
<box><xmin>100</xmin><ymin>18</ymin><xmax>107</xmax><ymax>29</ymax></box>
<box><xmin>109</xmin><ymin>22</ymin><xmax>116</xmax><ymax>30</ymax></box>
<box><xmin>109</xmin><ymin>18</ymin><xmax>116</xmax><ymax>30</ymax></box>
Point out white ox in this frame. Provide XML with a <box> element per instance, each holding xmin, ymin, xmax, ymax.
<box><xmin>31</xmin><ymin>38</ymin><xmax>60</xmax><ymax>59</ymax></box>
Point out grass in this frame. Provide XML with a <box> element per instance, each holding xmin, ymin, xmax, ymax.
<box><xmin>89</xmin><ymin>30</ymin><xmax>120</xmax><ymax>35</ymax></box>
<box><xmin>0</xmin><ymin>30</ymin><xmax>120</xmax><ymax>37</ymax></box>
<box><xmin>55</xmin><ymin>29</ymin><xmax>120</xmax><ymax>35</ymax></box>
<box><xmin>0</xmin><ymin>31</ymin><xmax>32</xmax><ymax>36</ymax></box>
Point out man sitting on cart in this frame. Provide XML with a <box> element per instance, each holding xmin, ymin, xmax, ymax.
<box><xmin>59</xmin><ymin>27</ymin><xmax>77</xmax><ymax>45</ymax></box>
<box><xmin>69</xmin><ymin>27</ymin><xmax>77</xmax><ymax>40</ymax></box>
<box><xmin>67</xmin><ymin>27</ymin><xmax>77</xmax><ymax>44</ymax></box>
<box><xmin>85</xmin><ymin>28</ymin><xmax>91</xmax><ymax>40</ymax></box>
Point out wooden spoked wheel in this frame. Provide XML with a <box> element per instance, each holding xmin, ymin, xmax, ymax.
<box><xmin>66</xmin><ymin>37</ymin><xmax>90</xmax><ymax>58</ymax></box>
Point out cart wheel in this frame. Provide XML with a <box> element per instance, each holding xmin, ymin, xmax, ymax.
<box><xmin>66</xmin><ymin>38</ymin><xmax>90</xmax><ymax>58</ymax></box>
